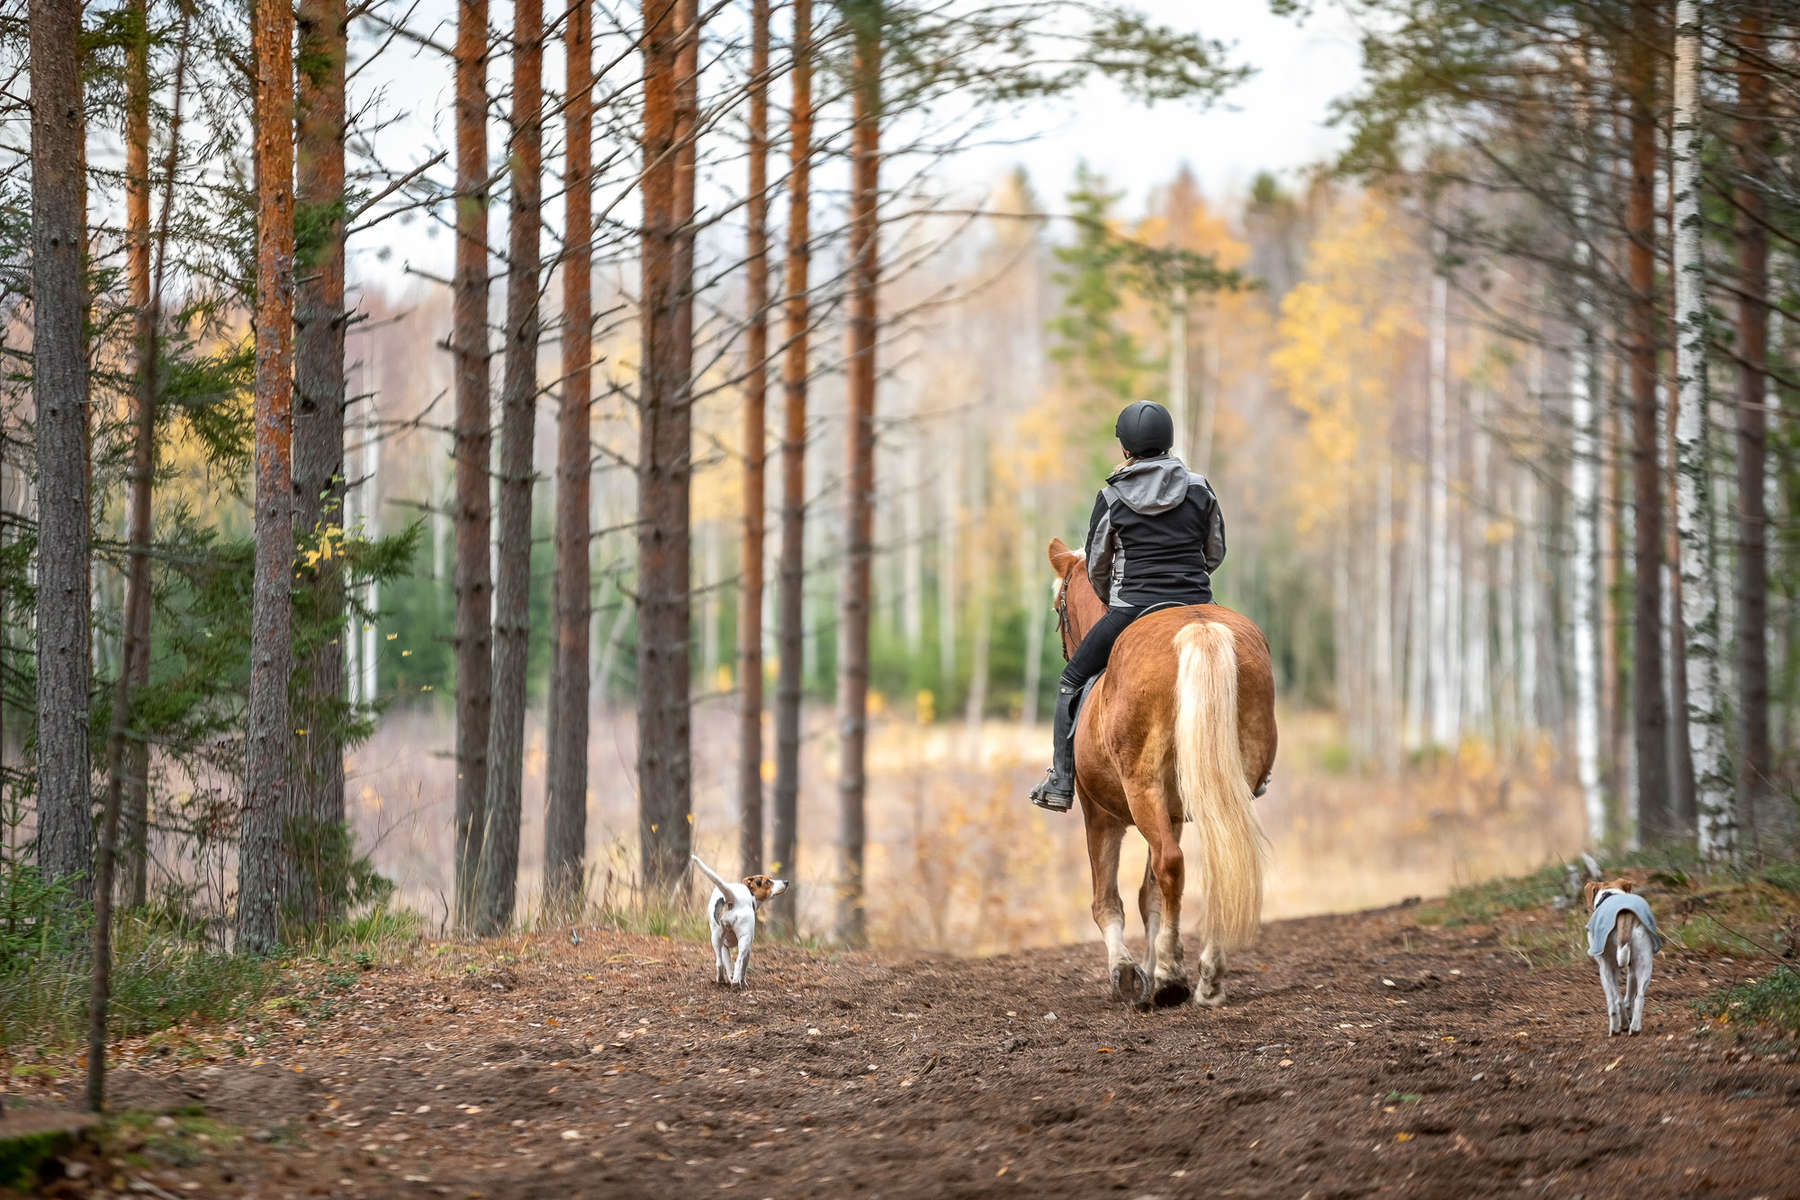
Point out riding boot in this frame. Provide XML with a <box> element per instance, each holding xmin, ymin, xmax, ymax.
<box><xmin>1029</xmin><ymin>684</ymin><xmax>1079</xmax><ymax>812</ymax></box>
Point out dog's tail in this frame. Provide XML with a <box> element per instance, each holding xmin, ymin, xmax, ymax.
<box><xmin>689</xmin><ymin>854</ymin><xmax>733</xmax><ymax>895</ymax></box>
<box><xmin>1615</xmin><ymin>910</ymin><xmax>1636</xmax><ymax>970</ymax></box>
<box><xmin>1172</xmin><ymin>621</ymin><xmax>1269</xmax><ymax>953</ymax></box>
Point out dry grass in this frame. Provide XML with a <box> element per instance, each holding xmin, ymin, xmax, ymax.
<box><xmin>341</xmin><ymin>703</ymin><xmax>1587</xmax><ymax>954</ymax></box>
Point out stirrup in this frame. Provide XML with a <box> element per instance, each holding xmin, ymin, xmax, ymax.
<box><xmin>1029</xmin><ymin>771</ymin><xmax>1074</xmax><ymax>813</ymax></box>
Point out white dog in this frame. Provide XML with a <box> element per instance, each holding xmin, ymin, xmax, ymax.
<box><xmin>690</xmin><ymin>854</ymin><xmax>788</xmax><ymax>988</ymax></box>
<box><xmin>1584</xmin><ymin>878</ymin><xmax>1663</xmax><ymax>1035</ymax></box>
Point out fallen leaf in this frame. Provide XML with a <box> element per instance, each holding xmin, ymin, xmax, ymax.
<box><xmin>1396</xmin><ymin>1132</ymin><xmax>1414</xmax><ymax>1143</ymax></box>
<box><xmin>1603</xmin><ymin>1056</ymin><xmax>1622</xmax><ymax>1072</ymax></box>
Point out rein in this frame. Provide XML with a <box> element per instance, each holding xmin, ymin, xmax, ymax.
<box><xmin>1054</xmin><ymin>568</ymin><xmax>1077</xmax><ymax>662</ymax></box>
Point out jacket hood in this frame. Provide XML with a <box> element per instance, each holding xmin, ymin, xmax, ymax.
<box><xmin>1107</xmin><ymin>455</ymin><xmax>1193</xmax><ymax>515</ymax></box>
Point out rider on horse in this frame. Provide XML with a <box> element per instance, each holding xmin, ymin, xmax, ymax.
<box><xmin>1029</xmin><ymin>400</ymin><xmax>1227</xmax><ymax>813</ymax></box>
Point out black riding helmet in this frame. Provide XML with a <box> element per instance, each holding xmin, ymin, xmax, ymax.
<box><xmin>1115</xmin><ymin>401</ymin><xmax>1174</xmax><ymax>458</ymax></box>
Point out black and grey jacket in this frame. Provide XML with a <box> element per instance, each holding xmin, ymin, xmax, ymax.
<box><xmin>1082</xmin><ymin>454</ymin><xmax>1226</xmax><ymax>609</ymax></box>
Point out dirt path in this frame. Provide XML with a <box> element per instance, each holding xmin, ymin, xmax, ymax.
<box><xmin>10</xmin><ymin>903</ymin><xmax>1798</xmax><ymax>1199</ymax></box>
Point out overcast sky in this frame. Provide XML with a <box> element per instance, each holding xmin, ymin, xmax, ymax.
<box><xmin>351</xmin><ymin>1</ymin><xmax>1365</xmax><ymax>291</ymax></box>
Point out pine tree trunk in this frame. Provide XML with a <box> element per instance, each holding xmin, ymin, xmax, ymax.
<box><xmin>90</xmin><ymin>0</ymin><xmax>139</xmax><ymax>1108</ymax></box>
<box><xmin>1673</xmin><ymin>0</ymin><xmax>1735</xmax><ymax>860</ymax></box>
<box><xmin>292</xmin><ymin>0</ymin><xmax>349</xmax><ymax>923</ymax></box>
<box><xmin>544</xmin><ymin>0</ymin><xmax>593</xmax><ymax>915</ymax></box>
<box><xmin>835</xmin><ymin>1</ymin><xmax>881</xmax><ymax>947</ymax></box>
<box><xmin>109</xmin><ymin>0</ymin><xmax>155</xmax><ymax>911</ymax></box>
<box><xmin>1733</xmin><ymin>9</ymin><xmax>1771</xmax><ymax>814</ymax></box>
<box><xmin>769</xmin><ymin>0</ymin><xmax>812</xmax><ymax>929</ymax></box>
<box><xmin>477</xmin><ymin>0</ymin><xmax>544</xmax><ymax>934</ymax></box>
<box><xmin>1626</xmin><ymin>1</ymin><xmax>1671</xmax><ymax>840</ymax></box>
<box><xmin>239</xmin><ymin>0</ymin><xmax>297</xmax><ymax>955</ymax></box>
<box><xmin>451</xmin><ymin>0</ymin><xmax>493</xmax><ymax>930</ymax></box>
<box><xmin>29</xmin><ymin>0</ymin><xmax>92</xmax><ymax>897</ymax></box>
<box><xmin>737</xmin><ymin>0</ymin><xmax>771</xmax><ymax>875</ymax></box>
<box><xmin>637</xmin><ymin>0</ymin><xmax>699</xmax><ymax>895</ymax></box>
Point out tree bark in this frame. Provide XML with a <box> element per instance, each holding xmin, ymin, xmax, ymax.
<box><xmin>1569</xmin><ymin>79</ymin><xmax>1605</xmax><ymax>846</ymax></box>
<box><xmin>738</xmin><ymin>0</ymin><xmax>771</xmax><ymax>876</ymax></box>
<box><xmin>451</xmin><ymin>0</ymin><xmax>492</xmax><ymax>930</ymax></box>
<box><xmin>1733</xmin><ymin>9</ymin><xmax>1771</xmax><ymax>814</ymax></box>
<box><xmin>29</xmin><ymin>0</ymin><xmax>92</xmax><ymax>897</ymax></box>
<box><xmin>1672</xmin><ymin>0</ymin><xmax>1734</xmax><ymax>861</ymax></box>
<box><xmin>544</xmin><ymin>0</ymin><xmax>593</xmax><ymax>917</ymax></box>
<box><xmin>835</xmin><ymin>1</ymin><xmax>880</xmax><ymax>948</ymax></box>
<box><xmin>1427</xmin><ymin>252</ymin><xmax>1452</xmax><ymax>747</ymax></box>
<box><xmin>1625</xmin><ymin>2</ymin><xmax>1670</xmax><ymax>841</ymax></box>
<box><xmin>637</xmin><ymin>0</ymin><xmax>699</xmax><ymax>894</ymax></box>
<box><xmin>108</xmin><ymin>0</ymin><xmax>155</xmax><ymax>912</ymax></box>
<box><xmin>477</xmin><ymin>0</ymin><xmax>544</xmax><ymax>935</ymax></box>
<box><xmin>292</xmin><ymin>0</ymin><xmax>350</xmax><ymax>922</ymax></box>
<box><xmin>92</xmin><ymin>0</ymin><xmax>144</xmax><ymax>1109</ymax></box>
<box><xmin>769</xmin><ymin>0</ymin><xmax>811</xmax><ymax>930</ymax></box>
<box><xmin>239</xmin><ymin>0</ymin><xmax>298</xmax><ymax>955</ymax></box>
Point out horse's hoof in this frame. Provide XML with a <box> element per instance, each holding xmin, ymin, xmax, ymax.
<box><xmin>1194</xmin><ymin>984</ymin><xmax>1227</xmax><ymax>1009</ymax></box>
<box><xmin>1112</xmin><ymin>964</ymin><xmax>1150</xmax><ymax>1009</ymax></box>
<box><xmin>1152</xmin><ymin>976</ymin><xmax>1192</xmax><ymax>1008</ymax></box>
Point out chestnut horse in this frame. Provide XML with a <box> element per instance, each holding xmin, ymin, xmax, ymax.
<box><xmin>1047</xmin><ymin>537</ymin><xmax>1277</xmax><ymax>1008</ymax></box>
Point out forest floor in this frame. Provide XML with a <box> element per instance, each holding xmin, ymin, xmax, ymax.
<box><xmin>5</xmin><ymin>874</ymin><xmax>1799</xmax><ymax>1199</ymax></box>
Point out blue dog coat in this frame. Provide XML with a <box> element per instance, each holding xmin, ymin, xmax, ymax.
<box><xmin>1587</xmin><ymin>891</ymin><xmax>1662</xmax><ymax>959</ymax></box>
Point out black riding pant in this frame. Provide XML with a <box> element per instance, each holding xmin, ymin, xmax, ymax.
<box><xmin>1059</xmin><ymin>605</ymin><xmax>1149</xmax><ymax>691</ymax></box>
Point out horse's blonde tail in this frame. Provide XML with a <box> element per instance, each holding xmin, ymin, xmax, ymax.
<box><xmin>1173</xmin><ymin>621</ymin><xmax>1268</xmax><ymax>952</ymax></box>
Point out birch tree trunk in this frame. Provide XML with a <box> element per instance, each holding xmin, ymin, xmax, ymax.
<box><xmin>544</xmin><ymin>0</ymin><xmax>593</xmax><ymax>914</ymax></box>
<box><xmin>1402</xmin><ymin>470</ymin><xmax>1426</xmax><ymax>751</ymax></box>
<box><xmin>1569</xmin><ymin>108</ymin><xmax>1606</xmax><ymax>846</ymax></box>
<box><xmin>239</xmin><ymin>0</ymin><xmax>298</xmax><ymax>954</ymax></box>
<box><xmin>769</xmin><ymin>0</ymin><xmax>812</xmax><ymax>927</ymax></box>
<box><xmin>1733</xmin><ymin>9</ymin><xmax>1771</xmax><ymax>814</ymax></box>
<box><xmin>478</xmin><ymin>0</ymin><xmax>544</xmax><ymax>933</ymax></box>
<box><xmin>901</xmin><ymin>434</ymin><xmax>924</xmax><ymax>652</ymax></box>
<box><xmin>1626</xmin><ymin>0</ymin><xmax>1672</xmax><ymax>839</ymax></box>
<box><xmin>737</xmin><ymin>0</ymin><xmax>771</xmax><ymax>874</ymax></box>
<box><xmin>1427</xmin><ymin>256</ymin><xmax>1453</xmax><ymax>748</ymax></box>
<box><xmin>835</xmin><ymin>1</ymin><xmax>880</xmax><ymax>947</ymax></box>
<box><xmin>1374</xmin><ymin>455</ymin><xmax>1394</xmax><ymax>771</ymax></box>
<box><xmin>451</xmin><ymin>0</ymin><xmax>493</xmax><ymax>930</ymax></box>
<box><xmin>1673</xmin><ymin>0</ymin><xmax>1735</xmax><ymax>861</ymax></box>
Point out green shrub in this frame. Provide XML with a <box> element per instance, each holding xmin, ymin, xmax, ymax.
<box><xmin>1414</xmin><ymin>862</ymin><xmax>1567</xmax><ymax>927</ymax></box>
<box><xmin>1695</xmin><ymin>965</ymin><xmax>1800</xmax><ymax>1039</ymax></box>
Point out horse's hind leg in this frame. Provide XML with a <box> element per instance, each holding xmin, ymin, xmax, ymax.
<box><xmin>1133</xmin><ymin>792</ymin><xmax>1190</xmax><ymax>1008</ymax></box>
<box><xmin>1085</xmin><ymin>806</ymin><xmax>1147</xmax><ymax>1008</ymax></box>
<box><xmin>1137</xmin><ymin>856</ymin><xmax>1161</xmax><ymax>993</ymax></box>
<box><xmin>1196</xmin><ymin>943</ymin><xmax>1226</xmax><ymax>1007</ymax></box>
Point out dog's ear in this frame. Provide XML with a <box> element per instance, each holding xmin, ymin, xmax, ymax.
<box><xmin>1616</xmin><ymin>878</ymin><xmax>1635</xmax><ymax>894</ymax></box>
<box><xmin>1582</xmin><ymin>880</ymin><xmax>1602</xmax><ymax>909</ymax></box>
<box><xmin>743</xmin><ymin>874</ymin><xmax>775</xmax><ymax>902</ymax></box>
